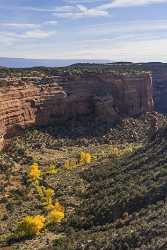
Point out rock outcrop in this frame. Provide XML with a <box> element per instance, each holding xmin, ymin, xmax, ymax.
<box><xmin>145</xmin><ymin>63</ymin><xmax>167</xmax><ymax>114</ymax></box>
<box><xmin>0</xmin><ymin>72</ymin><xmax>153</xmax><ymax>148</ymax></box>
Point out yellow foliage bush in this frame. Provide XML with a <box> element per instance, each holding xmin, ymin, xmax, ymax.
<box><xmin>35</xmin><ymin>185</ymin><xmax>55</xmax><ymax>208</ymax></box>
<box><xmin>17</xmin><ymin>215</ymin><xmax>45</xmax><ymax>237</ymax></box>
<box><xmin>64</xmin><ymin>159</ymin><xmax>70</xmax><ymax>169</ymax></box>
<box><xmin>46</xmin><ymin>164</ymin><xmax>58</xmax><ymax>175</ymax></box>
<box><xmin>64</xmin><ymin>152</ymin><xmax>92</xmax><ymax>170</ymax></box>
<box><xmin>79</xmin><ymin>151</ymin><xmax>92</xmax><ymax>165</ymax></box>
<box><xmin>64</xmin><ymin>159</ymin><xmax>78</xmax><ymax>169</ymax></box>
<box><xmin>47</xmin><ymin>210</ymin><xmax>64</xmax><ymax>223</ymax></box>
<box><xmin>110</xmin><ymin>144</ymin><xmax>142</xmax><ymax>158</ymax></box>
<box><xmin>85</xmin><ymin>152</ymin><xmax>92</xmax><ymax>164</ymax></box>
<box><xmin>35</xmin><ymin>185</ymin><xmax>44</xmax><ymax>198</ymax></box>
<box><xmin>23</xmin><ymin>160</ymin><xmax>66</xmax><ymax>233</ymax></box>
<box><xmin>46</xmin><ymin>201</ymin><xmax>65</xmax><ymax>224</ymax></box>
<box><xmin>80</xmin><ymin>151</ymin><xmax>86</xmax><ymax>163</ymax></box>
<box><xmin>42</xmin><ymin>187</ymin><xmax>55</xmax><ymax>207</ymax></box>
<box><xmin>45</xmin><ymin>200</ymin><xmax>65</xmax><ymax>211</ymax></box>
<box><xmin>27</xmin><ymin>163</ymin><xmax>41</xmax><ymax>182</ymax></box>
<box><xmin>53</xmin><ymin>201</ymin><xmax>65</xmax><ymax>213</ymax></box>
<box><xmin>110</xmin><ymin>146</ymin><xmax>121</xmax><ymax>158</ymax></box>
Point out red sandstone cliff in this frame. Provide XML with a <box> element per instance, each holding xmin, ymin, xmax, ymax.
<box><xmin>0</xmin><ymin>72</ymin><xmax>153</xmax><ymax>147</ymax></box>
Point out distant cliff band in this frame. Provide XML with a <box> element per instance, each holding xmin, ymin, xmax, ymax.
<box><xmin>0</xmin><ymin>72</ymin><xmax>154</xmax><ymax>148</ymax></box>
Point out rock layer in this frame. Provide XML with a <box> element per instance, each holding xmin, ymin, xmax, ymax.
<box><xmin>0</xmin><ymin>72</ymin><xmax>153</xmax><ymax>148</ymax></box>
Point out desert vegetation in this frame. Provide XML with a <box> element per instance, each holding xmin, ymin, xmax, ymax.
<box><xmin>1</xmin><ymin>113</ymin><xmax>167</xmax><ymax>249</ymax></box>
<box><xmin>10</xmin><ymin>150</ymin><xmax>93</xmax><ymax>241</ymax></box>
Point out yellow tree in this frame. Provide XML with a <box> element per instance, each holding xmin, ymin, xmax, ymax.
<box><xmin>79</xmin><ymin>152</ymin><xmax>92</xmax><ymax>165</ymax></box>
<box><xmin>17</xmin><ymin>215</ymin><xmax>46</xmax><ymax>237</ymax></box>
<box><xmin>85</xmin><ymin>153</ymin><xmax>92</xmax><ymax>164</ymax></box>
<box><xmin>46</xmin><ymin>201</ymin><xmax>65</xmax><ymax>224</ymax></box>
<box><xmin>27</xmin><ymin>163</ymin><xmax>41</xmax><ymax>185</ymax></box>
<box><xmin>42</xmin><ymin>187</ymin><xmax>55</xmax><ymax>208</ymax></box>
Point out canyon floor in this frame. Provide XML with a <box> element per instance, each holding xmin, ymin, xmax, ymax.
<box><xmin>1</xmin><ymin>113</ymin><xmax>167</xmax><ymax>249</ymax></box>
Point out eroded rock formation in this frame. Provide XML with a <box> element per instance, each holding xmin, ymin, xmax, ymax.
<box><xmin>146</xmin><ymin>63</ymin><xmax>167</xmax><ymax>114</ymax></box>
<box><xmin>0</xmin><ymin>72</ymin><xmax>154</xmax><ymax>148</ymax></box>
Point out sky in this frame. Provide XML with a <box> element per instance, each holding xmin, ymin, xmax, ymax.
<box><xmin>0</xmin><ymin>0</ymin><xmax>167</xmax><ymax>62</ymax></box>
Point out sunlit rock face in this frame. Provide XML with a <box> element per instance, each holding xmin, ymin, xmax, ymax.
<box><xmin>0</xmin><ymin>72</ymin><xmax>153</xmax><ymax>147</ymax></box>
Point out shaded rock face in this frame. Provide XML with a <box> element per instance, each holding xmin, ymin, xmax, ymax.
<box><xmin>95</xmin><ymin>73</ymin><xmax>153</xmax><ymax>119</ymax></box>
<box><xmin>148</xmin><ymin>64</ymin><xmax>167</xmax><ymax>114</ymax></box>
<box><xmin>0</xmin><ymin>72</ymin><xmax>153</xmax><ymax>148</ymax></box>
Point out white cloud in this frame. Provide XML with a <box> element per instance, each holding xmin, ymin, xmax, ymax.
<box><xmin>0</xmin><ymin>29</ymin><xmax>56</xmax><ymax>44</ymax></box>
<box><xmin>22</xmin><ymin>3</ymin><xmax>108</xmax><ymax>18</ymax></box>
<box><xmin>1</xmin><ymin>23</ymin><xmax>40</xmax><ymax>29</ymax></box>
<box><xmin>84</xmin><ymin>38</ymin><xmax>167</xmax><ymax>62</ymax></box>
<box><xmin>81</xmin><ymin>19</ymin><xmax>167</xmax><ymax>37</ymax></box>
<box><xmin>54</xmin><ymin>5</ymin><xmax>76</xmax><ymax>12</ymax></box>
<box><xmin>52</xmin><ymin>0</ymin><xmax>167</xmax><ymax>19</ymax></box>
<box><xmin>96</xmin><ymin>0</ymin><xmax>167</xmax><ymax>10</ymax></box>
<box><xmin>1</xmin><ymin>34</ymin><xmax>167</xmax><ymax>62</ymax></box>
<box><xmin>0</xmin><ymin>31</ymin><xmax>19</xmax><ymax>45</ymax></box>
<box><xmin>64</xmin><ymin>0</ymin><xmax>103</xmax><ymax>3</ymax></box>
<box><xmin>20</xmin><ymin>0</ymin><xmax>167</xmax><ymax>19</ymax></box>
<box><xmin>46</xmin><ymin>38</ymin><xmax>167</xmax><ymax>62</ymax></box>
<box><xmin>22</xmin><ymin>30</ymin><xmax>56</xmax><ymax>39</ymax></box>
<box><xmin>1</xmin><ymin>2</ymin><xmax>167</xmax><ymax>61</ymax></box>
<box><xmin>53</xmin><ymin>4</ymin><xmax>108</xmax><ymax>18</ymax></box>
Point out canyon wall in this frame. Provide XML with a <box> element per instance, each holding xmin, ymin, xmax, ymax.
<box><xmin>146</xmin><ymin>63</ymin><xmax>167</xmax><ymax>114</ymax></box>
<box><xmin>103</xmin><ymin>62</ymin><xmax>167</xmax><ymax>114</ymax></box>
<box><xmin>0</xmin><ymin>72</ymin><xmax>154</xmax><ymax>148</ymax></box>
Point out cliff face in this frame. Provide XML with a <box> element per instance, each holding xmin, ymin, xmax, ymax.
<box><xmin>102</xmin><ymin>62</ymin><xmax>167</xmax><ymax>114</ymax></box>
<box><xmin>0</xmin><ymin>72</ymin><xmax>153</xmax><ymax>148</ymax></box>
<box><xmin>146</xmin><ymin>64</ymin><xmax>167</xmax><ymax>114</ymax></box>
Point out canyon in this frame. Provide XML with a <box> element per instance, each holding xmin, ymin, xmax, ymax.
<box><xmin>0</xmin><ymin>71</ymin><xmax>153</xmax><ymax>148</ymax></box>
<box><xmin>2</xmin><ymin>65</ymin><xmax>167</xmax><ymax>250</ymax></box>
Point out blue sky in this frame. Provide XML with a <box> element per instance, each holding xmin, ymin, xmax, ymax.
<box><xmin>0</xmin><ymin>0</ymin><xmax>167</xmax><ymax>61</ymax></box>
